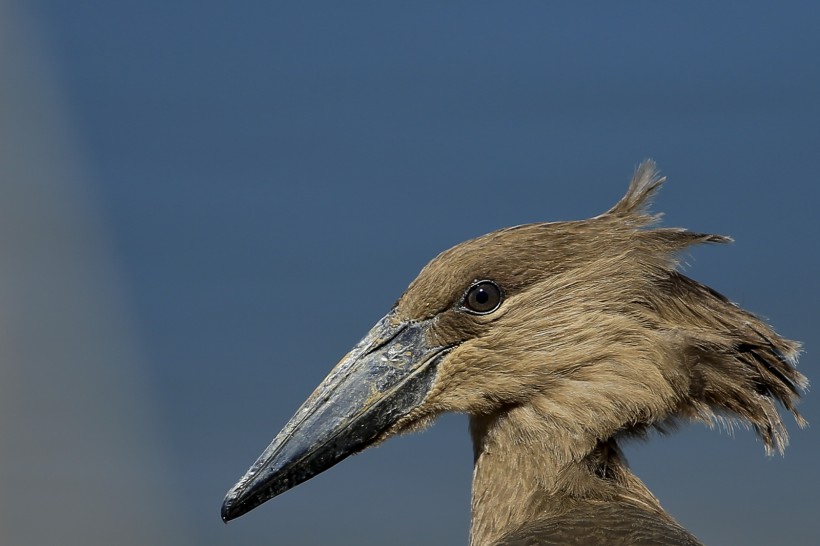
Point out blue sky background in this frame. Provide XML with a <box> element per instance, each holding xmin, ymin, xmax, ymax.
<box><xmin>2</xmin><ymin>2</ymin><xmax>818</xmax><ymax>545</ymax></box>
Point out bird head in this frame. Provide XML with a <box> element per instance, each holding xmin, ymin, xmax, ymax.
<box><xmin>222</xmin><ymin>161</ymin><xmax>806</xmax><ymax>521</ymax></box>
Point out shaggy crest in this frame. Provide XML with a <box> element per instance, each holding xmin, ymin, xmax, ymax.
<box><xmin>605</xmin><ymin>160</ymin><xmax>806</xmax><ymax>453</ymax></box>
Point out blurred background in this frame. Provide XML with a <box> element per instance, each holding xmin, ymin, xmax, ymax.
<box><xmin>1</xmin><ymin>1</ymin><xmax>818</xmax><ymax>545</ymax></box>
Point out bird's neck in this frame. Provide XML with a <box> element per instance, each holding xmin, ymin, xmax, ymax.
<box><xmin>468</xmin><ymin>405</ymin><xmax>663</xmax><ymax>546</ymax></box>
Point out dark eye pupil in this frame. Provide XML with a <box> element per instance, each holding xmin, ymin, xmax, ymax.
<box><xmin>464</xmin><ymin>281</ymin><xmax>502</xmax><ymax>314</ymax></box>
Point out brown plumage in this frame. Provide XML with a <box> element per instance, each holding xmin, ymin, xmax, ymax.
<box><xmin>222</xmin><ymin>160</ymin><xmax>807</xmax><ymax>545</ymax></box>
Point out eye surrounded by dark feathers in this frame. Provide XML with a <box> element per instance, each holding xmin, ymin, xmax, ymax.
<box><xmin>462</xmin><ymin>280</ymin><xmax>504</xmax><ymax>314</ymax></box>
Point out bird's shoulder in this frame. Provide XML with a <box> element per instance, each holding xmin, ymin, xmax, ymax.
<box><xmin>495</xmin><ymin>500</ymin><xmax>703</xmax><ymax>546</ymax></box>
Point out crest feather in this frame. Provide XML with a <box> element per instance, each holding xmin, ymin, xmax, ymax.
<box><xmin>606</xmin><ymin>159</ymin><xmax>665</xmax><ymax>225</ymax></box>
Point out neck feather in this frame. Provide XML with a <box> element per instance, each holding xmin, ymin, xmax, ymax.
<box><xmin>468</xmin><ymin>405</ymin><xmax>664</xmax><ymax>546</ymax></box>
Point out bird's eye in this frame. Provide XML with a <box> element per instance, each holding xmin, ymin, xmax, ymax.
<box><xmin>463</xmin><ymin>280</ymin><xmax>503</xmax><ymax>314</ymax></box>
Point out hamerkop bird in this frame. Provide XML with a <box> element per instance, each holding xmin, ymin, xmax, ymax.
<box><xmin>222</xmin><ymin>161</ymin><xmax>806</xmax><ymax>545</ymax></box>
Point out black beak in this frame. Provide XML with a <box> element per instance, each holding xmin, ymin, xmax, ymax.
<box><xmin>221</xmin><ymin>313</ymin><xmax>450</xmax><ymax>522</ymax></box>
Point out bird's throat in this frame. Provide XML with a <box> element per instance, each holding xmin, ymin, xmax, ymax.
<box><xmin>468</xmin><ymin>406</ymin><xmax>662</xmax><ymax>546</ymax></box>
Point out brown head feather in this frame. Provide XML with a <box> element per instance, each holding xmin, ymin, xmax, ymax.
<box><xmin>394</xmin><ymin>159</ymin><xmax>806</xmax><ymax>456</ymax></box>
<box><xmin>605</xmin><ymin>159</ymin><xmax>667</xmax><ymax>223</ymax></box>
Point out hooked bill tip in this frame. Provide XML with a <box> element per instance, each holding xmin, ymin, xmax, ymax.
<box><xmin>221</xmin><ymin>487</ymin><xmax>253</xmax><ymax>523</ymax></box>
<box><xmin>221</xmin><ymin>497</ymin><xmax>234</xmax><ymax>523</ymax></box>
